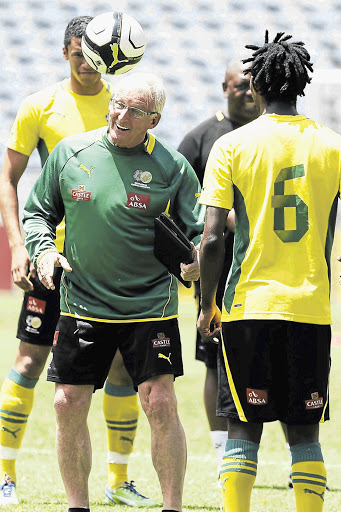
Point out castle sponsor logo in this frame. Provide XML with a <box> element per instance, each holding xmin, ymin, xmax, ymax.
<box><xmin>53</xmin><ymin>331</ymin><xmax>59</xmax><ymax>346</ymax></box>
<box><xmin>131</xmin><ymin>170</ymin><xmax>152</xmax><ymax>189</ymax></box>
<box><xmin>152</xmin><ymin>332</ymin><xmax>171</xmax><ymax>348</ymax></box>
<box><xmin>247</xmin><ymin>388</ymin><xmax>268</xmax><ymax>405</ymax></box>
<box><xmin>72</xmin><ymin>185</ymin><xmax>92</xmax><ymax>201</ymax></box>
<box><xmin>127</xmin><ymin>192</ymin><xmax>150</xmax><ymax>209</ymax></box>
<box><xmin>27</xmin><ymin>296</ymin><xmax>46</xmax><ymax>315</ymax></box>
<box><xmin>305</xmin><ymin>391</ymin><xmax>324</xmax><ymax>410</ymax></box>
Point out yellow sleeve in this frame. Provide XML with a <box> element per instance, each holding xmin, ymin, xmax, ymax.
<box><xmin>199</xmin><ymin>136</ymin><xmax>234</xmax><ymax>210</ymax></box>
<box><xmin>7</xmin><ymin>95</ymin><xmax>41</xmax><ymax>156</ymax></box>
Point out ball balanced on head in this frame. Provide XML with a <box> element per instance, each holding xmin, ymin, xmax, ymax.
<box><xmin>81</xmin><ymin>12</ymin><xmax>146</xmax><ymax>75</ymax></box>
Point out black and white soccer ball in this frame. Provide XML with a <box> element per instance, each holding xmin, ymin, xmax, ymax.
<box><xmin>81</xmin><ymin>12</ymin><xmax>146</xmax><ymax>75</ymax></box>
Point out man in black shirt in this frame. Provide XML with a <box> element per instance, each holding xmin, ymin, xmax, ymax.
<box><xmin>178</xmin><ymin>59</ymin><xmax>258</xmax><ymax>469</ymax></box>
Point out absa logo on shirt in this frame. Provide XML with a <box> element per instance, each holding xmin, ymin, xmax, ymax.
<box><xmin>127</xmin><ymin>192</ymin><xmax>150</xmax><ymax>210</ymax></box>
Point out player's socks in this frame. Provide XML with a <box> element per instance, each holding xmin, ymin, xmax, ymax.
<box><xmin>210</xmin><ymin>430</ymin><xmax>229</xmax><ymax>471</ymax></box>
<box><xmin>0</xmin><ymin>368</ymin><xmax>37</xmax><ymax>483</ymax></box>
<box><xmin>290</xmin><ymin>442</ymin><xmax>327</xmax><ymax>512</ymax></box>
<box><xmin>220</xmin><ymin>439</ymin><xmax>259</xmax><ymax>512</ymax></box>
<box><xmin>103</xmin><ymin>381</ymin><xmax>139</xmax><ymax>490</ymax></box>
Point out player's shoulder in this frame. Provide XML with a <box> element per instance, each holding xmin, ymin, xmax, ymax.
<box><xmin>149</xmin><ymin>133</ymin><xmax>196</xmax><ymax>176</ymax></box>
<box><xmin>310</xmin><ymin>118</ymin><xmax>341</xmax><ymax>141</ymax></box>
<box><xmin>213</xmin><ymin>116</ymin><xmax>257</xmax><ymax>145</ymax></box>
<box><xmin>21</xmin><ymin>80</ymin><xmax>66</xmax><ymax>107</ymax></box>
<box><xmin>152</xmin><ymin>133</ymin><xmax>189</xmax><ymax>162</ymax></box>
<box><xmin>53</xmin><ymin>126</ymin><xmax>106</xmax><ymax>158</ymax></box>
<box><xmin>184</xmin><ymin>112</ymin><xmax>230</xmax><ymax>139</ymax></box>
<box><xmin>190</xmin><ymin>113</ymin><xmax>221</xmax><ymax>133</ymax></box>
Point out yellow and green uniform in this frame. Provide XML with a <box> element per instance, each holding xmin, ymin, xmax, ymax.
<box><xmin>7</xmin><ymin>78</ymin><xmax>113</xmax><ymax>251</ymax></box>
<box><xmin>200</xmin><ymin>114</ymin><xmax>341</xmax><ymax>325</ymax></box>
<box><xmin>24</xmin><ymin>127</ymin><xmax>204</xmax><ymax>322</ymax></box>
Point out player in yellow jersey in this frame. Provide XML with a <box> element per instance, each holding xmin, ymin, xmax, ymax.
<box><xmin>0</xmin><ymin>16</ymin><xmax>154</xmax><ymax>507</ymax></box>
<box><xmin>198</xmin><ymin>31</ymin><xmax>340</xmax><ymax>512</ymax></box>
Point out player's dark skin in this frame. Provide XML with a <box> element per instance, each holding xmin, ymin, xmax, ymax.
<box><xmin>197</xmin><ymin>78</ymin><xmax>320</xmax><ymax>448</ymax></box>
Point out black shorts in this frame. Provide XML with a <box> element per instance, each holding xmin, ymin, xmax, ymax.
<box><xmin>216</xmin><ymin>342</ymin><xmax>235</xmax><ymax>416</ymax></box>
<box><xmin>16</xmin><ymin>267</ymin><xmax>63</xmax><ymax>346</ymax></box>
<box><xmin>47</xmin><ymin>316</ymin><xmax>183</xmax><ymax>391</ymax></box>
<box><xmin>220</xmin><ymin>320</ymin><xmax>331</xmax><ymax>424</ymax></box>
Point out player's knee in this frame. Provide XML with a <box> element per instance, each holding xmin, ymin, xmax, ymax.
<box><xmin>14</xmin><ymin>349</ymin><xmax>49</xmax><ymax>379</ymax></box>
<box><xmin>53</xmin><ymin>385</ymin><xmax>92</xmax><ymax>421</ymax></box>
<box><xmin>139</xmin><ymin>381</ymin><xmax>177</xmax><ymax>423</ymax></box>
<box><xmin>286</xmin><ymin>424</ymin><xmax>319</xmax><ymax>446</ymax></box>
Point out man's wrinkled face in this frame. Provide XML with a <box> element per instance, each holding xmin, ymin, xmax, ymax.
<box><xmin>107</xmin><ymin>89</ymin><xmax>161</xmax><ymax>148</ymax></box>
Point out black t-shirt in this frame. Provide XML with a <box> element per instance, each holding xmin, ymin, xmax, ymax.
<box><xmin>178</xmin><ymin>111</ymin><xmax>238</xmax><ymax>300</ymax></box>
<box><xmin>177</xmin><ymin>111</ymin><xmax>240</xmax><ymax>185</ymax></box>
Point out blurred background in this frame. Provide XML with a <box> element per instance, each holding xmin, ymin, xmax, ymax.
<box><xmin>1</xmin><ymin>0</ymin><xmax>341</xmax><ymax>323</ymax></box>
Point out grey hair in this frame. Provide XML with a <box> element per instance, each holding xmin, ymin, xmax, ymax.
<box><xmin>113</xmin><ymin>72</ymin><xmax>166</xmax><ymax>113</ymax></box>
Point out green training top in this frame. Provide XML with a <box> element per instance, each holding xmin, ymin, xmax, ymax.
<box><xmin>23</xmin><ymin>126</ymin><xmax>205</xmax><ymax>322</ymax></box>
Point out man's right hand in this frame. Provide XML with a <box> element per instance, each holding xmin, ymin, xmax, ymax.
<box><xmin>11</xmin><ymin>244</ymin><xmax>36</xmax><ymax>292</ymax></box>
<box><xmin>197</xmin><ymin>303</ymin><xmax>222</xmax><ymax>343</ymax></box>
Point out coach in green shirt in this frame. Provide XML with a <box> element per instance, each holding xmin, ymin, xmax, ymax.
<box><xmin>23</xmin><ymin>72</ymin><xmax>204</xmax><ymax>512</ymax></box>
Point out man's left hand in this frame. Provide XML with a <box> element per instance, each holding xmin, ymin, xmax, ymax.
<box><xmin>180</xmin><ymin>244</ymin><xmax>200</xmax><ymax>281</ymax></box>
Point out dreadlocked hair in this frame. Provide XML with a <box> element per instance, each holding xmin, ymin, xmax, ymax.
<box><xmin>242</xmin><ymin>30</ymin><xmax>313</xmax><ymax>102</ymax></box>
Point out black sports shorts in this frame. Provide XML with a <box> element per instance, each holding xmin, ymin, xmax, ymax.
<box><xmin>16</xmin><ymin>267</ymin><xmax>63</xmax><ymax>346</ymax></box>
<box><xmin>47</xmin><ymin>316</ymin><xmax>183</xmax><ymax>391</ymax></box>
<box><xmin>216</xmin><ymin>342</ymin><xmax>235</xmax><ymax>416</ymax></box>
<box><xmin>219</xmin><ymin>319</ymin><xmax>331</xmax><ymax>424</ymax></box>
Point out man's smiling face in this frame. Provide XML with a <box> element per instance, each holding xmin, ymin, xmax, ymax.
<box><xmin>107</xmin><ymin>90</ymin><xmax>161</xmax><ymax>148</ymax></box>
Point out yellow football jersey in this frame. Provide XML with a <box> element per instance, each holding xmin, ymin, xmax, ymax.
<box><xmin>7</xmin><ymin>78</ymin><xmax>113</xmax><ymax>252</ymax></box>
<box><xmin>200</xmin><ymin>114</ymin><xmax>341</xmax><ymax>325</ymax></box>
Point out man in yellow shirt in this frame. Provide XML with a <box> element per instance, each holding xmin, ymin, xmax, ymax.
<box><xmin>0</xmin><ymin>16</ymin><xmax>154</xmax><ymax>507</ymax></box>
<box><xmin>198</xmin><ymin>31</ymin><xmax>340</xmax><ymax>512</ymax></box>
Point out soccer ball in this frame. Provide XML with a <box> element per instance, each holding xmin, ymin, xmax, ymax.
<box><xmin>81</xmin><ymin>12</ymin><xmax>146</xmax><ymax>75</ymax></box>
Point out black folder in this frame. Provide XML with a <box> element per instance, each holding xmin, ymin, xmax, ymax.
<box><xmin>154</xmin><ymin>213</ymin><xmax>194</xmax><ymax>288</ymax></box>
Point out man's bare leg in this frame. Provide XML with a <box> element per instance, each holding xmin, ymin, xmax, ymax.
<box><xmin>139</xmin><ymin>375</ymin><xmax>186</xmax><ymax>511</ymax></box>
<box><xmin>54</xmin><ymin>384</ymin><xmax>93</xmax><ymax>508</ymax></box>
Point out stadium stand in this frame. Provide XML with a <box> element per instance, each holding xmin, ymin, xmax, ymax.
<box><xmin>1</xmin><ymin>0</ymin><xmax>341</xmax><ymax>155</ymax></box>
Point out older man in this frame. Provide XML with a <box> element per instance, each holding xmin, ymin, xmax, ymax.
<box><xmin>23</xmin><ymin>72</ymin><xmax>204</xmax><ymax>512</ymax></box>
<box><xmin>0</xmin><ymin>16</ymin><xmax>157</xmax><ymax>507</ymax></box>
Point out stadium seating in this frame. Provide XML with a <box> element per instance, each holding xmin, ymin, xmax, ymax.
<box><xmin>0</xmin><ymin>0</ymin><xmax>340</xmax><ymax>164</ymax></box>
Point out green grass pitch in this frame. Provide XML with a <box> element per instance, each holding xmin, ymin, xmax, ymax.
<box><xmin>0</xmin><ymin>274</ymin><xmax>340</xmax><ymax>511</ymax></box>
